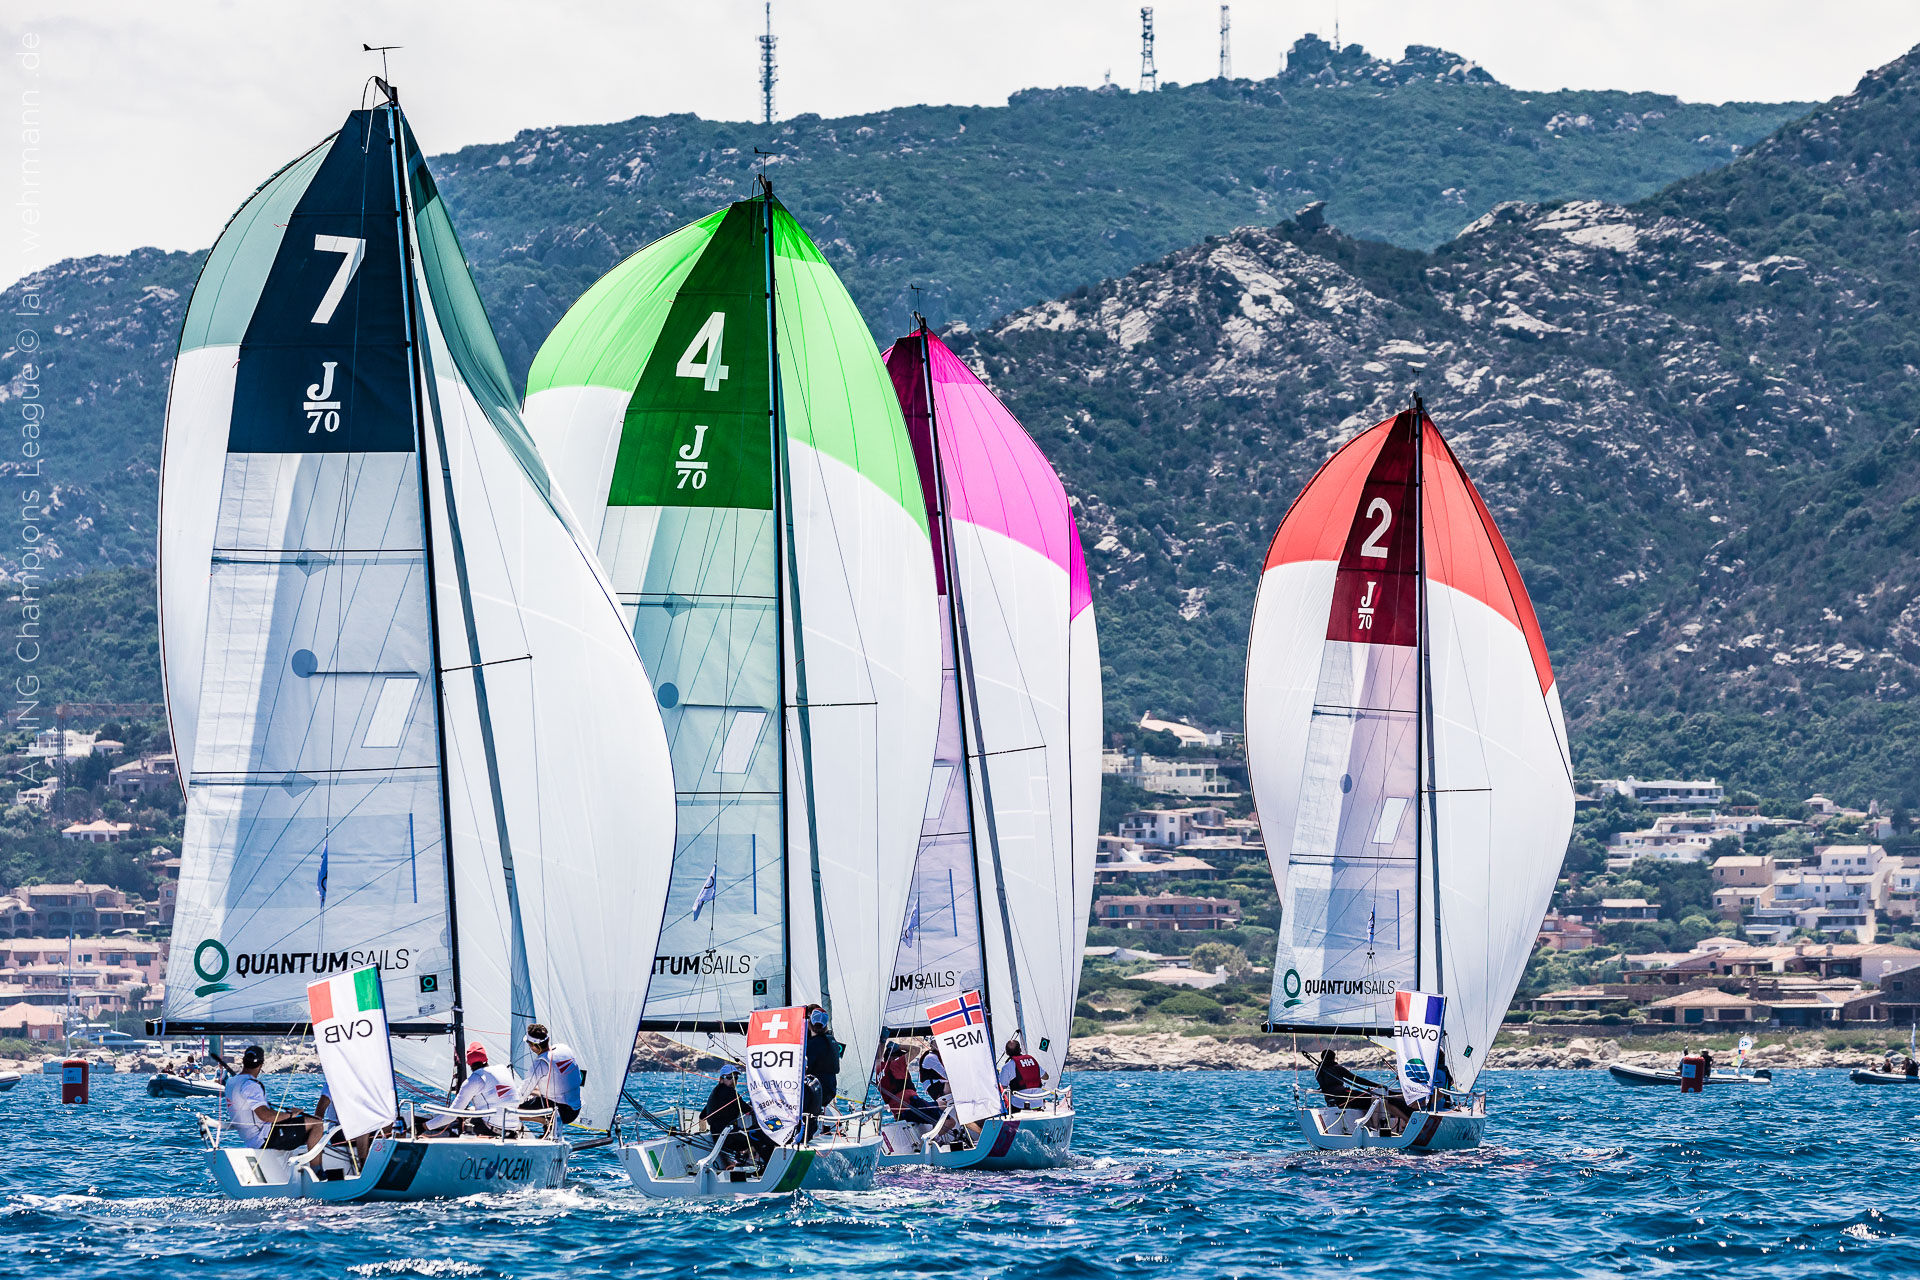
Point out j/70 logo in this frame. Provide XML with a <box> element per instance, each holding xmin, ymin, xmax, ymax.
<box><xmin>304</xmin><ymin>361</ymin><xmax>341</xmax><ymax>434</ymax></box>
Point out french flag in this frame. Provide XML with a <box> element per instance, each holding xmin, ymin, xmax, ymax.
<box><xmin>1395</xmin><ymin>990</ymin><xmax>1443</xmax><ymax>1025</ymax></box>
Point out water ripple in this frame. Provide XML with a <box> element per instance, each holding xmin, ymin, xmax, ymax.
<box><xmin>2</xmin><ymin>1069</ymin><xmax>1916</xmax><ymax>1277</ymax></box>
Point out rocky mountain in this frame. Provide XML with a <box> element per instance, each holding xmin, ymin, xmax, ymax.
<box><xmin>955</xmin><ymin>45</ymin><xmax>1920</xmax><ymax>803</ymax></box>
<box><xmin>6</xmin><ymin>40</ymin><xmax>1912</xmax><ymax>800</ymax></box>
<box><xmin>0</xmin><ymin>40</ymin><xmax>1798</xmax><ymax>577</ymax></box>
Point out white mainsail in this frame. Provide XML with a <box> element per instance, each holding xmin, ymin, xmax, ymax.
<box><xmin>1246</xmin><ymin>407</ymin><xmax>1573</xmax><ymax>1090</ymax></box>
<box><xmin>156</xmin><ymin>94</ymin><xmax>676</xmax><ymax>1129</ymax></box>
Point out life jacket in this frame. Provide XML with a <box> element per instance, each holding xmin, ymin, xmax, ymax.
<box><xmin>1009</xmin><ymin>1053</ymin><xmax>1043</xmax><ymax>1091</ymax></box>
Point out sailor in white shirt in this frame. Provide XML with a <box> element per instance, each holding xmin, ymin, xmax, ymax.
<box><xmin>222</xmin><ymin>1045</ymin><xmax>322</xmax><ymax>1152</ymax></box>
<box><xmin>428</xmin><ymin>1043</ymin><xmax>519</xmax><ymax>1137</ymax></box>
<box><xmin>518</xmin><ymin>1022</ymin><xmax>582</xmax><ymax>1133</ymax></box>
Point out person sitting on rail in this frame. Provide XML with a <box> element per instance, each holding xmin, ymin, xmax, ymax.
<box><xmin>878</xmin><ymin>1043</ymin><xmax>944</xmax><ymax>1125</ymax></box>
<box><xmin>223</xmin><ymin>1045</ymin><xmax>324</xmax><ymax>1155</ymax></box>
<box><xmin>428</xmin><ymin>1043</ymin><xmax>519</xmax><ymax>1136</ymax></box>
<box><xmin>998</xmin><ymin>1038</ymin><xmax>1050</xmax><ymax>1110</ymax></box>
<box><xmin>701</xmin><ymin>1063</ymin><xmax>773</xmax><ymax>1168</ymax></box>
<box><xmin>517</xmin><ymin>1022</ymin><xmax>582</xmax><ymax>1136</ymax></box>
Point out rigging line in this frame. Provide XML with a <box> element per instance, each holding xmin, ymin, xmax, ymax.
<box><xmin>927</xmin><ymin>335</ymin><xmax>1029</xmax><ymax>1049</ymax></box>
<box><xmin>763</xmin><ymin>187</ymin><xmax>832</xmax><ymax>1017</ymax></box>
<box><xmin>389</xmin><ymin>99</ymin><xmax>469</xmax><ymax>1081</ymax></box>
<box><xmin>439</xmin><ymin>653</ymin><xmax>532</xmax><ymax>673</ymax></box>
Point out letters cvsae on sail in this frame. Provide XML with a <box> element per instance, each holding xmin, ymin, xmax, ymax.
<box><xmin>307</xmin><ymin>965</ymin><xmax>397</xmax><ymax>1140</ymax></box>
<box><xmin>1392</xmin><ymin>989</ymin><xmax>1446</xmax><ymax>1105</ymax></box>
<box><xmin>744</xmin><ymin>1006</ymin><xmax>805</xmax><ymax>1146</ymax></box>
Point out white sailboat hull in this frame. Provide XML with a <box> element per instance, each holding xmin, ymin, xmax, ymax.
<box><xmin>876</xmin><ymin>1107</ymin><xmax>1075</xmax><ymax>1171</ymax></box>
<box><xmin>1298</xmin><ymin>1104</ymin><xmax>1486</xmax><ymax>1152</ymax></box>
<box><xmin>618</xmin><ymin>1133</ymin><xmax>879</xmax><ymax>1196</ymax></box>
<box><xmin>206</xmin><ymin>1134</ymin><xmax>568</xmax><ymax>1201</ymax></box>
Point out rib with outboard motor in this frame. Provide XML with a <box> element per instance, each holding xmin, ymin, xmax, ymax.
<box><xmin>151</xmin><ymin>80</ymin><xmax>676</xmax><ymax>1200</ymax></box>
<box><xmin>524</xmin><ymin>181</ymin><xmax>939</xmax><ymax>1196</ymax></box>
<box><xmin>868</xmin><ymin>324</ymin><xmax>1098</xmax><ymax>1170</ymax></box>
<box><xmin>1246</xmin><ymin>400</ymin><xmax>1574</xmax><ymax>1152</ymax></box>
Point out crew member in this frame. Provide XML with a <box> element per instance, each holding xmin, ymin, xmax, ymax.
<box><xmin>918</xmin><ymin>1046</ymin><xmax>949</xmax><ymax>1102</ymax></box>
<box><xmin>1427</xmin><ymin>1048</ymin><xmax>1453</xmax><ymax>1110</ymax></box>
<box><xmin>518</xmin><ymin>1022</ymin><xmax>583</xmax><ymax>1135</ymax></box>
<box><xmin>429</xmin><ymin>1044</ymin><xmax>518</xmax><ymax>1136</ymax></box>
<box><xmin>702</xmin><ymin>1064</ymin><xmax>772</xmax><ymax>1167</ymax></box>
<box><xmin>222</xmin><ymin>1045</ymin><xmax>324</xmax><ymax>1153</ymax></box>
<box><xmin>878</xmin><ymin>1044</ymin><xmax>943</xmax><ymax>1124</ymax></box>
<box><xmin>998</xmin><ymin>1038</ymin><xmax>1048</xmax><ymax>1110</ymax></box>
<box><xmin>1905</xmin><ymin>1056</ymin><xmax>1917</xmax><ymax>1079</ymax></box>
<box><xmin>802</xmin><ymin>1008</ymin><xmax>841</xmax><ymax>1138</ymax></box>
<box><xmin>1312</xmin><ymin>1049</ymin><xmax>1410</xmax><ymax>1124</ymax></box>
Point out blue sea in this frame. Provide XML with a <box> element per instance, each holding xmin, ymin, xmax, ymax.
<box><xmin>2</xmin><ymin>1067</ymin><xmax>1914</xmax><ymax>1278</ymax></box>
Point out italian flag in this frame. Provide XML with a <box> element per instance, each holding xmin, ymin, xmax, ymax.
<box><xmin>306</xmin><ymin>965</ymin><xmax>397</xmax><ymax>1140</ymax></box>
<box><xmin>308</xmin><ymin>967</ymin><xmax>384</xmax><ymax>1025</ymax></box>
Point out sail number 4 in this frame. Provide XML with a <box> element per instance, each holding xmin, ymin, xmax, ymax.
<box><xmin>676</xmin><ymin>312</ymin><xmax>730</xmax><ymax>392</ymax></box>
<box><xmin>673</xmin><ymin>312</ymin><xmax>729</xmax><ymax>488</ymax></box>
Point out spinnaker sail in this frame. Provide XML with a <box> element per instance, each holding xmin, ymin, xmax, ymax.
<box><xmin>1247</xmin><ymin>405</ymin><xmax>1572</xmax><ymax>1089</ymax></box>
<box><xmin>154</xmin><ymin>89</ymin><xmax>676</xmax><ymax>1129</ymax></box>
<box><xmin>524</xmin><ymin>183</ymin><xmax>939</xmax><ymax>1093</ymax></box>
<box><xmin>878</xmin><ymin>328</ymin><xmax>1100</xmax><ymax>1086</ymax></box>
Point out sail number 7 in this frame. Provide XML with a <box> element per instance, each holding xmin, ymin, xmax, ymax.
<box><xmin>311</xmin><ymin>235</ymin><xmax>367</xmax><ymax>325</ymax></box>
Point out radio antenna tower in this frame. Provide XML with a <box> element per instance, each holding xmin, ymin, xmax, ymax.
<box><xmin>1138</xmin><ymin>7</ymin><xmax>1157</xmax><ymax>93</ymax></box>
<box><xmin>759</xmin><ymin>1</ymin><xmax>778</xmax><ymax>126</ymax></box>
<box><xmin>1219</xmin><ymin>5</ymin><xmax>1231</xmax><ymax>79</ymax></box>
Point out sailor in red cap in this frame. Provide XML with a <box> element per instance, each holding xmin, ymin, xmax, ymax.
<box><xmin>427</xmin><ymin>1043</ymin><xmax>519</xmax><ymax>1136</ymax></box>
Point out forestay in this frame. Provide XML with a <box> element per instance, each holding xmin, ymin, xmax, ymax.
<box><xmin>525</xmin><ymin>187</ymin><xmax>938</xmax><ymax>1091</ymax></box>
<box><xmin>1246</xmin><ymin>408</ymin><xmax>1572</xmax><ymax>1089</ymax></box>
<box><xmin>879</xmin><ymin>329</ymin><xmax>1101</xmax><ymax>1085</ymax></box>
<box><xmin>155</xmin><ymin>97</ymin><xmax>676</xmax><ymax>1129</ymax></box>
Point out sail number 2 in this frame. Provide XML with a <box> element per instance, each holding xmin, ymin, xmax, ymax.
<box><xmin>1359</xmin><ymin>498</ymin><xmax>1393</xmax><ymax>559</ymax></box>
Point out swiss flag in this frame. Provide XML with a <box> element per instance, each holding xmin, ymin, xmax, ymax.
<box><xmin>747</xmin><ymin>1006</ymin><xmax>805</xmax><ymax>1049</ymax></box>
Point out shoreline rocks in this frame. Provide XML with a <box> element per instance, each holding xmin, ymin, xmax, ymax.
<box><xmin>1063</xmin><ymin>1033</ymin><xmax>1898</xmax><ymax>1072</ymax></box>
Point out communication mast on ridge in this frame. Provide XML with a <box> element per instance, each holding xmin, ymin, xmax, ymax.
<box><xmin>1138</xmin><ymin>7</ymin><xmax>1157</xmax><ymax>93</ymax></box>
<box><xmin>1219</xmin><ymin>5</ymin><xmax>1231</xmax><ymax>80</ymax></box>
<box><xmin>759</xmin><ymin>1</ymin><xmax>778</xmax><ymax>126</ymax></box>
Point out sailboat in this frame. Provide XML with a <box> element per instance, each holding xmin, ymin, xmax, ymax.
<box><xmin>523</xmin><ymin>180</ymin><xmax>940</xmax><ymax>1196</ymax></box>
<box><xmin>1245</xmin><ymin>400</ymin><xmax>1573</xmax><ymax>1152</ymax></box>
<box><xmin>150</xmin><ymin>80</ymin><xmax>677</xmax><ymax>1200</ymax></box>
<box><xmin>871</xmin><ymin>323</ymin><xmax>1100</xmax><ymax>1170</ymax></box>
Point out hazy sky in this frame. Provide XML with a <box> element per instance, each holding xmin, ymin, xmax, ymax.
<box><xmin>7</xmin><ymin>1</ymin><xmax>1920</xmax><ymax>288</ymax></box>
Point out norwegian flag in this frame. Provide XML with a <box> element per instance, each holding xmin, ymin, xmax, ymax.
<box><xmin>926</xmin><ymin>989</ymin><xmax>985</xmax><ymax>1036</ymax></box>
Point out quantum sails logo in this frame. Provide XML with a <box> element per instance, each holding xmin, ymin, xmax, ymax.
<box><xmin>652</xmin><ymin>950</ymin><xmax>753</xmax><ymax>977</ymax></box>
<box><xmin>192</xmin><ymin>938</ymin><xmax>412</xmax><ymax>996</ymax></box>
<box><xmin>1279</xmin><ymin>967</ymin><xmax>1398</xmax><ymax>1009</ymax></box>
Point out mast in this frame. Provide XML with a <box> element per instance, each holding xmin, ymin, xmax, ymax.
<box><xmin>762</xmin><ymin>179</ymin><xmax>833</xmax><ymax>1015</ymax></box>
<box><xmin>386</xmin><ymin>89</ymin><xmax>469</xmax><ymax>1083</ymax></box>
<box><xmin>1413</xmin><ymin>394</ymin><xmax>1443</xmax><ymax>995</ymax></box>
<box><xmin>920</xmin><ymin>323</ymin><xmax>1029</xmax><ymax>1045</ymax></box>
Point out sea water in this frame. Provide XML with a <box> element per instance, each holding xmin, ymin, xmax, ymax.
<box><xmin>2</xmin><ymin>1067</ymin><xmax>1915</xmax><ymax>1278</ymax></box>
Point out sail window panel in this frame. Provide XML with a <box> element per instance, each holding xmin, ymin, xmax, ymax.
<box><xmin>195</xmin><ymin>557</ymin><xmax>436</xmax><ymax>778</ymax></box>
<box><xmin>213</xmin><ymin>453</ymin><xmax>424</xmax><ymax>556</ymax></box>
<box><xmin>714</xmin><ymin>710</ymin><xmax>768</xmax><ymax>774</ymax></box>
<box><xmin>1371</xmin><ymin>797</ymin><xmax>1411</xmax><ymax>845</ymax></box>
<box><xmin>362</xmin><ymin>676</ymin><xmax>420</xmax><ymax>748</ymax></box>
<box><xmin>922</xmin><ymin>763</ymin><xmax>957</xmax><ymax>822</ymax></box>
